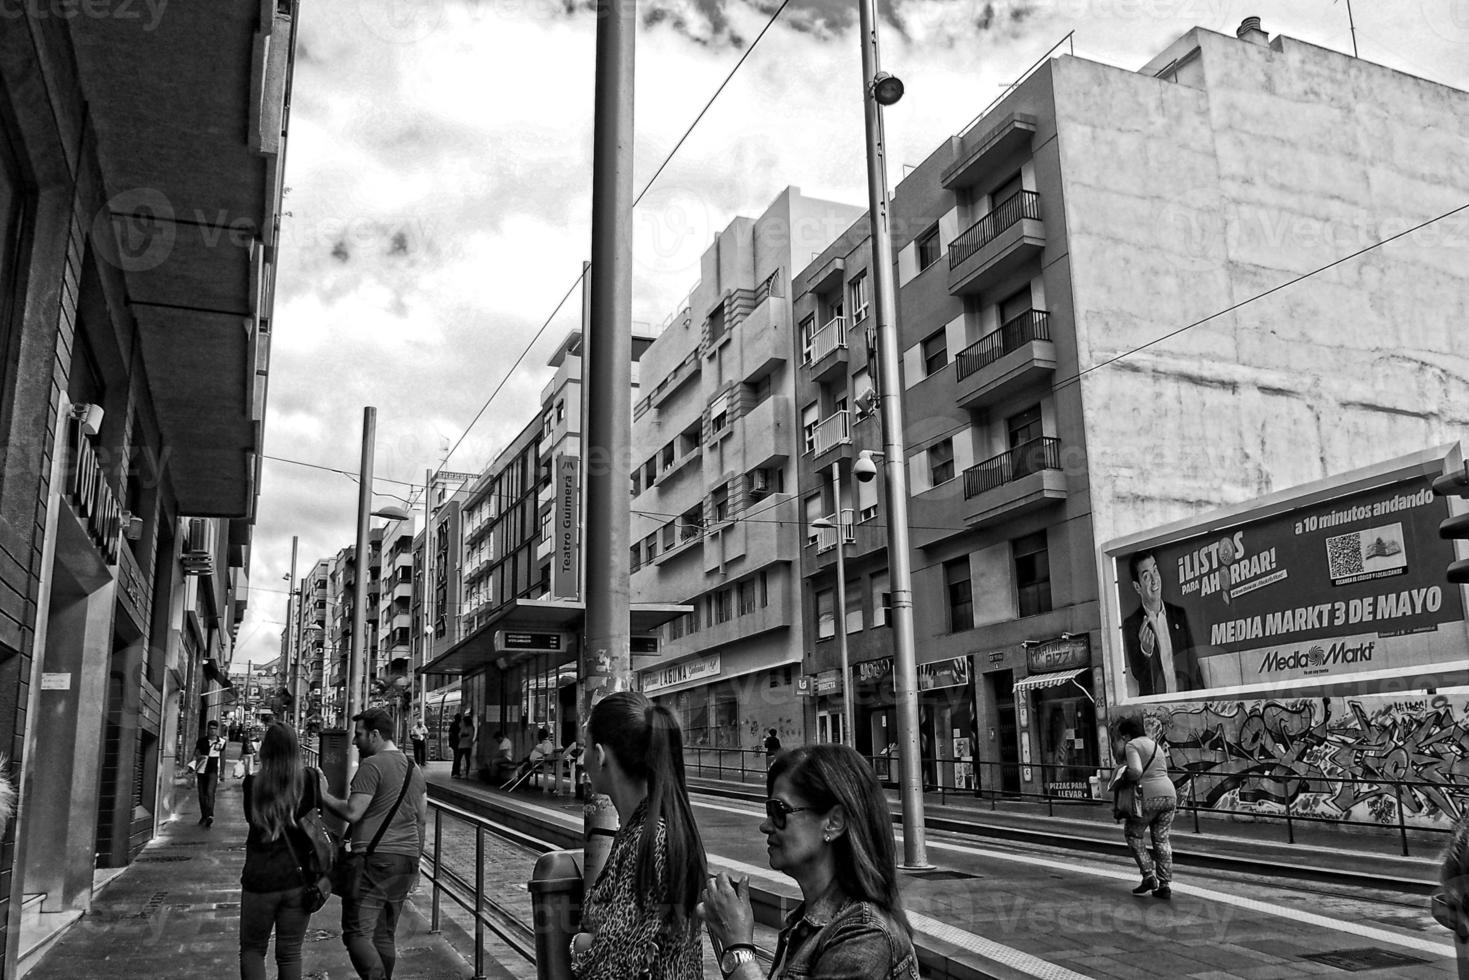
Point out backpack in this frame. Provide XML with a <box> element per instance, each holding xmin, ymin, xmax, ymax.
<box><xmin>297</xmin><ymin>768</ymin><xmax>336</xmax><ymax>877</ymax></box>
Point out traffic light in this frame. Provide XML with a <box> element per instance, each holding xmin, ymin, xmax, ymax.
<box><xmin>1433</xmin><ymin>462</ymin><xmax>1469</xmax><ymax>584</ymax></box>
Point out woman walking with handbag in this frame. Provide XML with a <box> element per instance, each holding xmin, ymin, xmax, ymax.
<box><xmin>1111</xmin><ymin>715</ymin><xmax>1177</xmax><ymax>899</ymax></box>
<box><xmin>240</xmin><ymin>722</ymin><xmax>327</xmax><ymax>980</ymax></box>
<box><xmin>568</xmin><ymin>691</ymin><xmax>707</xmax><ymax>980</ymax></box>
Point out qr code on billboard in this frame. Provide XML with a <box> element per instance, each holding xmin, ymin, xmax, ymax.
<box><xmin>1325</xmin><ymin>532</ymin><xmax>1365</xmax><ymax>578</ymax></box>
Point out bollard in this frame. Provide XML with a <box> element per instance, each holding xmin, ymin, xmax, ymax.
<box><xmin>530</xmin><ymin>849</ymin><xmax>584</xmax><ymax>980</ymax></box>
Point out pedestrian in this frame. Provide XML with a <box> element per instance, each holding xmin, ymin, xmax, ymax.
<box><xmin>447</xmin><ymin>713</ymin><xmax>462</xmax><ymax>778</ymax></box>
<box><xmin>456</xmin><ymin>711</ymin><xmax>476</xmax><ymax>781</ymax></box>
<box><xmin>764</xmin><ymin>728</ymin><xmax>782</xmax><ymax>766</ymax></box>
<box><xmin>192</xmin><ymin>719</ymin><xmax>227</xmax><ymax>827</ymax></box>
<box><xmin>320</xmin><ymin>707</ymin><xmax>427</xmax><ymax>980</ymax></box>
<box><xmin>409</xmin><ymin>715</ymin><xmax>428</xmax><ymax>767</ymax></box>
<box><xmin>568</xmin><ymin>691</ymin><xmax>707</xmax><ymax>979</ymax></box>
<box><xmin>239</xmin><ymin>723</ymin><xmax>325</xmax><ymax>980</ymax></box>
<box><xmin>237</xmin><ymin>730</ymin><xmax>258</xmax><ymax>779</ymax></box>
<box><xmin>491</xmin><ymin>730</ymin><xmax>514</xmax><ymax>782</ymax></box>
<box><xmin>701</xmin><ymin>744</ymin><xmax>918</xmax><ymax>979</ymax></box>
<box><xmin>1109</xmin><ymin>715</ymin><xmax>1177</xmax><ymax>900</ymax></box>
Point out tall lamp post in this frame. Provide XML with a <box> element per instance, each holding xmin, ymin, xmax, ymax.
<box><xmin>857</xmin><ymin>0</ymin><xmax>929</xmax><ymax>867</ymax></box>
<box><xmin>811</xmin><ymin>490</ymin><xmax>854</xmax><ymax>747</ymax></box>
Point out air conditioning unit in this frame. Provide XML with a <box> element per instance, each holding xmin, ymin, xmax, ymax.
<box><xmin>749</xmin><ymin>469</ymin><xmax>772</xmax><ymax>499</ymax></box>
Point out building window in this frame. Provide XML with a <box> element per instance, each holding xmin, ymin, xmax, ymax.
<box><xmin>738</xmin><ymin>579</ymin><xmax>757</xmax><ymax>615</ymax></box>
<box><xmin>857</xmin><ymin>474</ymin><xmax>879</xmax><ymax>522</ymax></box>
<box><xmin>643</xmin><ymin>532</ymin><xmax>658</xmax><ymax>562</ymax></box>
<box><xmin>816</xmin><ymin>588</ymin><xmax>835</xmax><ymax>639</ymax></box>
<box><xmin>945</xmin><ymin>557</ymin><xmax>974</xmax><ymax>632</ymax></box>
<box><xmin>804</xmin><ymin>493</ymin><xmax>824</xmax><ymax>544</ymax></box>
<box><xmin>661</xmin><ymin>442</ymin><xmax>676</xmax><ymax>469</ymax></box>
<box><xmin>760</xmin><ymin>570</ymin><xmax>770</xmax><ymax>607</ymax></box>
<box><xmin>928</xmin><ymin>439</ymin><xmax>955</xmax><ymax>486</ymax></box>
<box><xmin>679</xmin><ymin>506</ymin><xmax>703</xmax><ymax>541</ymax></box>
<box><xmin>802</xmin><ymin>402</ymin><xmax>819</xmax><ymax>453</ymax></box>
<box><xmin>744</xmin><ymin>373</ymin><xmax>772</xmax><ymax>407</ymax></box>
<box><xmin>922</xmin><ymin>330</ymin><xmax>948</xmax><ymax>377</ymax></box>
<box><xmin>661</xmin><ymin>523</ymin><xmax>676</xmax><ymax>551</ymax></box>
<box><xmin>845</xmin><ymin>581</ymin><xmax>862</xmax><ymax>635</ymax></box>
<box><xmin>711</xmin><ymin>484</ymin><xmax>730</xmax><ymax>523</ymax></box>
<box><xmin>1008</xmin><ymin>404</ymin><xmax>1043</xmax><ymax>447</ymax></box>
<box><xmin>714</xmin><ymin>588</ymin><xmax>733</xmax><ymax>624</ymax></box>
<box><xmin>863</xmin><ymin>570</ymin><xmax>887</xmax><ymax>625</ymax></box>
<box><xmin>1014</xmin><ymin>530</ymin><xmax>1053</xmax><ymax>617</ymax></box>
<box><xmin>630</xmin><ymin>543</ymin><xmax>641</xmax><ymax>572</ymax></box>
<box><xmin>848</xmin><ymin>272</ymin><xmax>869</xmax><ymax>323</ymax></box>
<box><xmin>644</xmin><ymin>458</ymin><xmax>658</xmax><ymax>487</ymax></box>
<box><xmin>746</xmin><ymin>467</ymin><xmax>782</xmax><ymax>500</ymax></box>
<box><xmin>915</xmin><ymin>224</ymin><xmax>941</xmax><ymax>271</ymax></box>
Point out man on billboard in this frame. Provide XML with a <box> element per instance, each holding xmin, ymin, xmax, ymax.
<box><xmin>1122</xmin><ymin>551</ymin><xmax>1200</xmax><ymax>695</ymax></box>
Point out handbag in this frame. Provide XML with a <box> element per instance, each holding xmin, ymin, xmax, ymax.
<box><xmin>1114</xmin><ymin>742</ymin><xmax>1159</xmax><ymax>821</ymax></box>
<box><xmin>232</xmin><ymin>759</ymin><xmax>246</xmax><ymax>779</ymax></box>
<box><xmin>332</xmin><ymin>758</ymin><xmax>416</xmax><ymax>899</ymax></box>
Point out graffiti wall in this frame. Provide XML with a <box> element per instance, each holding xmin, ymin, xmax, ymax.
<box><xmin>1141</xmin><ymin>694</ymin><xmax>1469</xmax><ymax>830</ymax></box>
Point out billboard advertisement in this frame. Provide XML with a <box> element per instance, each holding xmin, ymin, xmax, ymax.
<box><xmin>1102</xmin><ymin>448</ymin><xmax>1469</xmax><ymax>703</ymax></box>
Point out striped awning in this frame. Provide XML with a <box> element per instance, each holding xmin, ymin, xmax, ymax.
<box><xmin>1011</xmin><ymin>667</ymin><xmax>1089</xmax><ymax>696</ymax></box>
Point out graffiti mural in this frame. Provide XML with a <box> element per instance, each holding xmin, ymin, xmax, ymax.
<box><xmin>1142</xmin><ymin>694</ymin><xmax>1469</xmax><ymax>830</ymax></box>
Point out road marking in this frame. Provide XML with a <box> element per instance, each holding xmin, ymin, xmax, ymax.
<box><xmin>693</xmin><ymin>797</ymin><xmax>1454</xmax><ymax>961</ymax></box>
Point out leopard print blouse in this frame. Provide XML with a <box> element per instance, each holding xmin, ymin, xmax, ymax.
<box><xmin>570</xmin><ymin>800</ymin><xmax>702</xmax><ymax>980</ymax></box>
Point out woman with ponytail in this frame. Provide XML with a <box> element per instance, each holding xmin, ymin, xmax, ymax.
<box><xmin>238</xmin><ymin>722</ymin><xmax>326</xmax><ymax>980</ymax></box>
<box><xmin>701</xmin><ymin>744</ymin><xmax>918</xmax><ymax>979</ymax></box>
<box><xmin>569</xmin><ymin>691</ymin><xmax>706</xmax><ymax>980</ymax></box>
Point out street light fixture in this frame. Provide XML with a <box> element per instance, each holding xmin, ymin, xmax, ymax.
<box><xmin>812</xmin><ymin>505</ymin><xmax>855</xmax><ymax>749</ymax></box>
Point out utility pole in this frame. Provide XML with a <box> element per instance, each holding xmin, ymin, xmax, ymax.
<box><xmin>859</xmin><ymin>0</ymin><xmax>929</xmax><ymax>867</ymax></box>
<box><xmin>580</xmin><ymin>0</ymin><xmax>635</xmax><ymax>891</ymax></box>
<box><xmin>286</xmin><ymin>535</ymin><xmax>298</xmax><ymax>727</ymax></box>
<box><xmin>346</xmin><ymin>407</ymin><xmax>376</xmax><ymax>780</ymax></box>
<box><xmin>421</xmin><ymin>466</ymin><xmax>433</xmax><ymax>740</ymax></box>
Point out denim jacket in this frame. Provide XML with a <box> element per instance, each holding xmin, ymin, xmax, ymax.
<box><xmin>770</xmin><ymin>896</ymin><xmax>918</xmax><ymax>979</ymax></box>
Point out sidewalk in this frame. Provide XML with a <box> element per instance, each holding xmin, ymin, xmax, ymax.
<box><xmin>25</xmin><ymin>748</ymin><xmax>482</xmax><ymax>980</ymax></box>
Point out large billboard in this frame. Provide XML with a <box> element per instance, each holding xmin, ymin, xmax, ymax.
<box><xmin>1101</xmin><ymin>448</ymin><xmax>1469</xmax><ymax>704</ymax></box>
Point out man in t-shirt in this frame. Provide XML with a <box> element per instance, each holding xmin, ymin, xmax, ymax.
<box><xmin>321</xmin><ymin>707</ymin><xmax>427</xmax><ymax>980</ymax></box>
<box><xmin>192</xmin><ymin>719</ymin><xmax>226</xmax><ymax>827</ymax></box>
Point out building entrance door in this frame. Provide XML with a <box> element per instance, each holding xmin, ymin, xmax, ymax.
<box><xmin>988</xmin><ymin>671</ymin><xmax>1021</xmax><ymax>795</ymax></box>
<box><xmin>816</xmin><ymin>709</ymin><xmax>846</xmax><ymax>745</ymax></box>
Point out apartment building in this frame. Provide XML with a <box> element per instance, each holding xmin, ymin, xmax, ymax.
<box><xmin>793</xmin><ymin>18</ymin><xmax>1469</xmax><ymax>801</ymax></box>
<box><xmin>630</xmin><ymin>188</ymin><xmax>864</xmax><ymax>754</ymax></box>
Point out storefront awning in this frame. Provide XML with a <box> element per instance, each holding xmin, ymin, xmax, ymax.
<box><xmin>1012</xmin><ymin>668</ymin><xmax>1091</xmax><ymax>700</ymax></box>
<box><xmin>420</xmin><ymin>598</ymin><xmax>692</xmax><ymax>677</ymax></box>
<box><xmin>202</xmin><ymin>659</ymin><xmax>234</xmax><ymax>691</ymax></box>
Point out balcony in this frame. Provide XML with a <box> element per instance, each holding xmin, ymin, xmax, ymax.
<box><xmin>801</xmin><ymin>317</ymin><xmax>848</xmax><ymax>385</ymax></box>
<box><xmin>814</xmin><ymin>511</ymin><xmax>855</xmax><ymax>554</ymax></box>
<box><xmin>741</xmin><ymin>395</ymin><xmax>791</xmax><ymax>471</ymax></box>
<box><xmin>948</xmin><ymin>191</ymin><xmax>1044</xmax><ymax>296</ymax></box>
<box><xmin>811</xmin><ymin>410</ymin><xmax>851</xmax><ymax>463</ymax></box>
<box><xmin>961</xmin><ymin>437</ymin><xmax>1067</xmax><ymax>527</ymax></box>
<box><xmin>954</xmin><ymin>310</ymin><xmax>1056</xmax><ymax>409</ymax></box>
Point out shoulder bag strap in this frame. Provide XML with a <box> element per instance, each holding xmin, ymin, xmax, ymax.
<box><xmin>363</xmin><ymin>757</ymin><xmax>416</xmax><ymax>856</ymax></box>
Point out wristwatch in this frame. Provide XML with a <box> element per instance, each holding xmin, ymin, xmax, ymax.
<box><xmin>720</xmin><ymin>943</ymin><xmax>757</xmax><ymax>976</ymax></box>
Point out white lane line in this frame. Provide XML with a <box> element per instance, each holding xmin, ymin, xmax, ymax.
<box><xmin>693</xmin><ymin>797</ymin><xmax>1454</xmax><ymax>960</ymax></box>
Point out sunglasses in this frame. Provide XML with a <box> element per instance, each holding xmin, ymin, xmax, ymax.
<box><xmin>765</xmin><ymin>798</ymin><xmax>817</xmax><ymax>829</ymax></box>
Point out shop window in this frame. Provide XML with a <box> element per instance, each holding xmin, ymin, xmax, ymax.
<box><xmin>1014</xmin><ymin>530</ymin><xmax>1052</xmax><ymax>616</ymax></box>
<box><xmin>816</xmin><ymin>588</ymin><xmax>835</xmax><ymax>639</ymax></box>
<box><xmin>945</xmin><ymin>557</ymin><xmax>973</xmax><ymax>632</ymax></box>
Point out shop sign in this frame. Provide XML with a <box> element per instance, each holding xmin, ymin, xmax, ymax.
<box><xmin>917</xmin><ymin>657</ymin><xmax>970</xmax><ymax>691</ymax></box>
<box><xmin>795</xmin><ymin>675</ymin><xmax>813</xmax><ymax>697</ymax></box>
<box><xmin>497</xmin><ymin>630</ymin><xmax>565</xmax><ymax>653</ymax></box>
<box><xmin>68</xmin><ymin>417</ymin><xmax>121</xmax><ymax>565</ymax></box>
<box><xmin>1044</xmin><ymin>779</ymin><xmax>1092</xmax><ymax>800</ymax></box>
<box><xmin>116</xmin><ymin>542</ymin><xmax>150</xmax><ymax>632</ymax></box>
<box><xmin>814</xmin><ymin>671</ymin><xmax>841</xmax><ymax>695</ymax></box>
<box><xmin>854</xmin><ymin>657</ymin><xmax>892</xmax><ymax>683</ymax></box>
<box><xmin>986</xmin><ymin>649</ymin><xmax>1006</xmax><ymax>665</ymax></box>
<box><xmin>642</xmin><ymin>653</ymin><xmax>720</xmax><ymax>693</ymax></box>
<box><xmin>552</xmin><ymin>455</ymin><xmax>580</xmax><ymax>598</ymax></box>
<box><xmin>1026</xmin><ymin>636</ymin><xmax>1091</xmax><ymax>674</ymax></box>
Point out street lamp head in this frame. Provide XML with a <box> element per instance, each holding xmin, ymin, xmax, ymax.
<box><xmin>811</xmin><ymin>516</ymin><xmax>835</xmax><ymax>530</ymax></box>
<box><xmin>372</xmin><ymin>504</ymin><xmax>411</xmax><ymax>521</ymax></box>
<box><xmin>872</xmin><ymin>71</ymin><xmax>904</xmax><ymax>107</ymax></box>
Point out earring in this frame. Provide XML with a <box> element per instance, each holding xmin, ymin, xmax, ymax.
<box><xmin>823</xmin><ymin>833</ymin><xmax>831</xmax><ymax>843</ymax></box>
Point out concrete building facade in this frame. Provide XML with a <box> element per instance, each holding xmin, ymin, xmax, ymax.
<box><xmin>630</xmin><ymin>188</ymin><xmax>864</xmax><ymax>761</ymax></box>
<box><xmin>792</xmin><ymin>19</ymin><xmax>1469</xmax><ymax>803</ymax></box>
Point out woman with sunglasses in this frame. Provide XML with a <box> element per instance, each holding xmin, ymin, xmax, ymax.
<box><xmin>701</xmin><ymin>744</ymin><xmax>918</xmax><ymax>979</ymax></box>
<box><xmin>568</xmin><ymin>691</ymin><xmax>707</xmax><ymax>979</ymax></box>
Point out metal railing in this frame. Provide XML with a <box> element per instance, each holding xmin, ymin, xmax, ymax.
<box><xmin>683</xmin><ymin>745</ymin><xmax>1467</xmax><ymax>857</ymax></box>
<box><xmin>955</xmin><ymin>310</ymin><xmax>1051</xmax><ymax>380</ymax></box>
<box><xmin>948</xmin><ymin>190</ymin><xmax>1042</xmax><ymax>269</ymax></box>
<box><xmin>814</xmin><ymin>510</ymin><xmax>854</xmax><ymax>554</ymax></box>
<box><xmin>811</xmin><ymin>410</ymin><xmax>850</xmax><ymax>456</ymax></box>
<box><xmin>803</xmin><ymin>316</ymin><xmax>847</xmax><ymax>365</ymax></box>
<box><xmin>962</xmin><ymin>436</ymin><xmax>1062</xmax><ymax>498</ymax></box>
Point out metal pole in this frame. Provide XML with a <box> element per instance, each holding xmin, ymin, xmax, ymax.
<box><xmin>581</xmin><ymin>0</ymin><xmax>635</xmax><ymax>892</ymax></box>
<box><xmin>859</xmin><ymin>0</ymin><xmax>928</xmax><ymax>867</ymax></box>
<box><xmin>831</xmin><ymin>465</ymin><xmax>854</xmax><ymax>748</ymax></box>
<box><xmin>421</xmin><ymin>466</ymin><xmax>432</xmax><ymax>735</ymax></box>
<box><xmin>286</xmin><ymin>536</ymin><xmax>298</xmax><ymax>726</ymax></box>
<box><xmin>346</xmin><ymin>406</ymin><xmax>376</xmax><ymax>782</ymax></box>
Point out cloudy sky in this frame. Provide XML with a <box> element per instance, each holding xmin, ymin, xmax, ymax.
<box><xmin>237</xmin><ymin>0</ymin><xmax>1469</xmax><ymax>664</ymax></box>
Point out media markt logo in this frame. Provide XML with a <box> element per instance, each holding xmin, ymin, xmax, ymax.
<box><xmin>1258</xmin><ymin>641</ymin><xmax>1375</xmax><ymax>675</ymax></box>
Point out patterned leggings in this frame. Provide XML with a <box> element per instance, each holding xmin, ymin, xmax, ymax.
<box><xmin>1124</xmin><ymin>799</ymin><xmax>1176</xmax><ymax>885</ymax></box>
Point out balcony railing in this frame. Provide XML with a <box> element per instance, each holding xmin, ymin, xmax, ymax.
<box><xmin>803</xmin><ymin>317</ymin><xmax>847</xmax><ymax>365</ymax></box>
<box><xmin>811</xmin><ymin>410</ymin><xmax>851</xmax><ymax>456</ymax></box>
<box><xmin>962</xmin><ymin>436</ymin><xmax>1062</xmax><ymax>498</ymax></box>
<box><xmin>948</xmin><ymin>190</ymin><xmax>1041</xmax><ymax>269</ymax></box>
<box><xmin>814</xmin><ymin>510</ymin><xmax>855</xmax><ymax>554</ymax></box>
<box><xmin>956</xmin><ymin>310</ymin><xmax>1051</xmax><ymax>380</ymax></box>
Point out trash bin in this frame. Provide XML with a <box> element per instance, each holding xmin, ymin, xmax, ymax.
<box><xmin>529</xmin><ymin>849</ymin><xmax>583</xmax><ymax>980</ymax></box>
